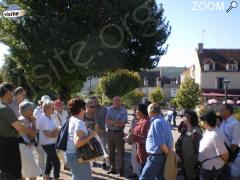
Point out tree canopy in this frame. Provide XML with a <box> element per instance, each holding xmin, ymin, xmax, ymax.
<box><xmin>174</xmin><ymin>76</ymin><xmax>201</xmax><ymax>110</ymax></box>
<box><xmin>149</xmin><ymin>87</ymin><xmax>165</xmax><ymax>103</ymax></box>
<box><xmin>100</xmin><ymin>69</ymin><xmax>141</xmax><ymax>98</ymax></box>
<box><xmin>0</xmin><ymin>0</ymin><xmax>171</xmax><ymax>98</ymax></box>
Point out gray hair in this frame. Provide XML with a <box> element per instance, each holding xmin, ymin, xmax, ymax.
<box><xmin>148</xmin><ymin>103</ymin><xmax>162</xmax><ymax>114</ymax></box>
<box><xmin>85</xmin><ymin>99</ymin><xmax>94</xmax><ymax>106</ymax></box>
<box><xmin>19</xmin><ymin>100</ymin><xmax>34</xmax><ymax>114</ymax></box>
<box><xmin>42</xmin><ymin>100</ymin><xmax>54</xmax><ymax>112</ymax></box>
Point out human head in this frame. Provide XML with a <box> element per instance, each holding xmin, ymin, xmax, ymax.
<box><xmin>14</xmin><ymin>87</ymin><xmax>27</xmax><ymax>104</ymax></box>
<box><xmin>185</xmin><ymin>110</ymin><xmax>199</xmax><ymax>127</ymax></box>
<box><xmin>19</xmin><ymin>100</ymin><xmax>34</xmax><ymax>120</ymax></box>
<box><xmin>85</xmin><ymin>99</ymin><xmax>95</xmax><ymax>114</ymax></box>
<box><xmin>220</xmin><ymin>104</ymin><xmax>233</xmax><ymax>120</ymax></box>
<box><xmin>136</xmin><ymin>104</ymin><xmax>148</xmax><ymax>120</ymax></box>
<box><xmin>90</xmin><ymin>96</ymin><xmax>99</xmax><ymax>107</ymax></box>
<box><xmin>38</xmin><ymin>95</ymin><xmax>51</xmax><ymax>106</ymax></box>
<box><xmin>68</xmin><ymin>97</ymin><xmax>86</xmax><ymax>117</ymax></box>
<box><xmin>147</xmin><ymin>103</ymin><xmax>162</xmax><ymax>118</ymax></box>
<box><xmin>54</xmin><ymin>99</ymin><xmax>64</xmax><ymax>112</ymax></box>
<box><xmin>0</xmin><ymin>82</ymin><xmax>14</xmax><ymax>104</ymax></box>
<box><xmin>200</xmin><ymin>110</ymin><xmax>217</xmax><ymax>128</ymax></box>
<box><xmin>113</xmin><ymin>96</ymin><xmax>121</xmax><ymax>108</ymax></box>
<box><xmin>42</xmin><ymin>101</ymin><xmax>54</xmax><ymax>116</ymax></box>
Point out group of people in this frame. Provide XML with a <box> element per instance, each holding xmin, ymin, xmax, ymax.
<box><xmin>0</xmin><ymin>81</ymin><xmax>175</xmax><ymax>180</ymax></box>
<box><xmin>1</xmin><ymin>80</ymin><xmax>239</xmax><ymax>180</ymax></box>
<box><xmin>176</xmin><ymin>105</ymin><xmax>240</xmax><ymax>180</ymax></box>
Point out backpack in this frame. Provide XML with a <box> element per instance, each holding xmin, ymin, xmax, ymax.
<box><xmin>56</xmin><ymin>119</ymin><xmax>69</xmax><ymax>151</ymax></box>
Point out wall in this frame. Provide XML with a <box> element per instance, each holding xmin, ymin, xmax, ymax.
<box><xmin>201</xmin><ymin>71</ymin><xmax>240</xmax><ymax>89</ymax></box>
<box><xmin>194</xmin><ymin>50</ymin><xmax>202</xmax><ymax>86</ymax></box>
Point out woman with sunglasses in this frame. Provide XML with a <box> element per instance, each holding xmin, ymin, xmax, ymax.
<box><xmin>83</xmin><ymin>99</ymin><xmax>98</xmax><ymax>131</ymax></box>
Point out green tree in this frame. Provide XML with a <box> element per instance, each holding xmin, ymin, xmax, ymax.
<box><xmin>0</xmin><ymin>0</ymin><xmax>170</xmax><ymax>98</ymax></box>
<box><xmin>149</xmin><ymin>87</ymin><xmax>165</xmax><ymax>103</ymax></box>
<box><xmin>174</xmin><ymin>76</ymin><xmax>201</xmax><ymax>110</ymax></box>
<box><xmin>122</xmin><ymin>89</ymin><xmax>145</xmax><ymax>106</ymax></box>
<box><xmin>100</xmin><ymin>69</ymin><xmax>141</xmax><ymax>98</ymax></box>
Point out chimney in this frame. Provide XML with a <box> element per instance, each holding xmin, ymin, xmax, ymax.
<box><xmin>198</xmin><ymin>43</ymin><xmax>204</xmax><ymax>54</ymax></box>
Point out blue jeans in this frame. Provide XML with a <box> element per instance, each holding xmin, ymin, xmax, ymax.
<box><xmin>66</xmin><ymin>153</ymin><xmax>92</xmax><ymax>180</ymax></box>
<box><xmin>140</xmin><ymin>154</ymin><xmax>166</xmax><ymax>180</ymax></box>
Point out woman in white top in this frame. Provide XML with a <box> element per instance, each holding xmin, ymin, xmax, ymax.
<box><xmin>66</xmin><ymin>98</ymin><xmax>96</xmax><ymax>180</ymax></box>
<box><xmin>37</xmin><ymin>101</ymin><xmax>60</xmax><ymax>180</ymax></box>
<box><xmin>199</xmin><ymin>110</ymin><xmax>230</xmax><ymax>180</ymax></box>
<box><xmin>18</xmin><ymin>101</ymin><xmax>41</xmax><ymax>180</ymax></box>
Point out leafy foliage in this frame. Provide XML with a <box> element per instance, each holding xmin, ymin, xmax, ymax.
<box><xmin>149</xmin><ymin>87</ymin><xmax>165</xmax><ymax>103</ymax></box>
<box><xmin>100</xmin><ymin>69</ymin><xmax>141</xmax><ymax>98</ymax></box>
<box><xmin>0</xmin><ymin>0</ymin><xmax>170</xmax><ymax>97</ymax></box>
<box><xmin>122</xmin><ymin>89</ymin><xmax>145</xmax><ymax>106</ymax></box>
<box><xmin>174</xmin><ymin>76</ymin><xmax>201</xmax><ymax>110</ymax></box>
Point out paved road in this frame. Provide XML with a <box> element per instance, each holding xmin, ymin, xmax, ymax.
<box><xmin>37</xmin><ymin>109</ymin><xmax>181</xmax><ymax>180</ymax></box>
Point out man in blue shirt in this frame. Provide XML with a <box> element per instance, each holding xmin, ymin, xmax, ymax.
<box><xmin>106</xmin><ymin>96</ymin><xmax>128</xmax><ymax>176</ymax></box>
<box><xmin>140</xmin><ymin>103</ymin><xmax>173</xmax><ymax>180</ymax></box>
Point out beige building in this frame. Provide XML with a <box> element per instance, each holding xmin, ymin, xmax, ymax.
<box><xmin>194</xmin><ymin>43</ymin><xmax>240</xmax><ymax>101</ymax></box>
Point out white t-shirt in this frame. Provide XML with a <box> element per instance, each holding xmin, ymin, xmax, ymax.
<box><xmin>37</xmin><ymin>114</ymin><xmax>57</xmax><ymax>145</ymax></box>
<box><xmin>33</xmin><ymin>106</ymin><xmax>43</xmax><ymax>119</ymax></box>
<box><xmin>51</xmin><ymin>110</ymin><xmax>69</xmax><ymax>128</ymax></box>
<box><xmin>198</xmin><ymin>127</ymin><xmax>227</xmax><ymax>170</ymax></box>
<box><xmin>66</xmin><ymin>116</ymin><xmax>89</xmax><ymax>154</ymax></box>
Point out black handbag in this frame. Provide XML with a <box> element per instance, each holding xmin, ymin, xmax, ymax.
<box><xmin>0</xmin><ymin>170</ymin><xmax>17</xmax><ymax>180</ymax></box>
<box><xmin>77</xmin><ymin>136</ymin><xmax>104</xmax><ymax>162</ymax></box>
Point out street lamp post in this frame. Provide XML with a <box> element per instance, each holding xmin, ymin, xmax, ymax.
<box><xmin>223</xmin><ymin>79</ymin><xmax>231</xmax><ymax>103</ymax></box>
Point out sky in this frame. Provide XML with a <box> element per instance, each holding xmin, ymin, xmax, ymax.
<box><xmin>0</xmin><ymin>0</ymin><xmax>240</xmax><ymax>67</ymax></box>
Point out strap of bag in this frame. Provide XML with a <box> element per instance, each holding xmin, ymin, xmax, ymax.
<box><xmin>200</xmin><ymin>155</ymin><xmax>220</xmax><ymax>165</ymax></box>
<box><xmin>56</xmin><ymin>113</ymin><xmax>63</xmax><ymax>126</ymax></box>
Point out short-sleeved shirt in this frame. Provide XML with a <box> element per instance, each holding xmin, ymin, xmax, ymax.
<box><xmin>220</xmin><ymin>116</ymin><xmax>240</xmax><ymax>147</ymax></box>
<box><xmin>198</xmin><ymin>127</ymin><xmax>227</xmax><ymax>170</ymax></box>
<box><xmin>36</xmin><ymin>114</ymin><xmax>57</xmax><ymax>145</ymax></box>
<box><xmin>146</xmin><ymin>115</ymin><xmax>173</xmax><ymax>154</ymax></box>
<box><xmin>66</xmin><ymin>116</ymin><xmax>89</xmax><ymax>154</ymax></box>
<box><xmin>0</xmin><ymin>102</ymin><xmax>19</xmax><ymax>138</ymax></box>
<box><xmin>94</xmin><ymin>105</ymin><xmax>107</xmax><ymax>131</ymax></box>
<box><xmin>33</xmin><ymin>106</ymin><xmax>43</xmax><ymax>119</ymax></box>
<box><xmin>51</xmin><ymin>110</ymin><xmax>69</xmax><ymax>128</ymax></box>
<box><xmin>8</xmin><ymin>99</ymin><xmax>21</xmax><ymax>118</ymax></box>
<box><xmin>106</xmin><ymin>106</ymin><xmax>128</xmax><ymax>131</ymax></box>
<box><xmin>19</xmin><ymin>115</ymin><xmax>34</xmax><ymax>144</ymax></box>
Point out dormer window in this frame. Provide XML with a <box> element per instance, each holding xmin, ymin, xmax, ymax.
<box><xmin>226</xmin><ymin>59</ymin><xmax>238</xmax><ymax>71</ymax></box>
<box><xmin>204</xmin><ymin>58</ymin><xmax>215</xmax><ymax>71</ymax></box>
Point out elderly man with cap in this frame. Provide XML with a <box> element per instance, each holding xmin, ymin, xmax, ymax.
<box><xmin>8</xmin><ymin>86</ymin><xmax>27</xmax><ymax>118</ymax></box>
<box><xmin>33</xmin><ymin>95</ymin><xmax>51</xmax><ymax>175</ymax></box>
<box><xmin>18</xmin><ymin>100</ymin><xmax>41</xmax><ymax>180</ymax></box>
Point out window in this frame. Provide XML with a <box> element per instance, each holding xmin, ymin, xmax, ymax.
<box><xmin>204</xmin><ymin>60</ymin><xmax>215</xmax><ymax>71</ymax></box>
<box><xmin>226</xmin><ymin>64</ymin><xmax>238</xmax><ymax>71</ymax></box>
<box><xmin>217</xmin><ymin>77</ymin><xmax>224</xmax><ymax>89</ymax></box>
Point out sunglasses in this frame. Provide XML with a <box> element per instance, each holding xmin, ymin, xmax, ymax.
<box><xmin>88</xmin><ymin>106</ymin><xmax>95</xmax><ymax>108</ymax></box>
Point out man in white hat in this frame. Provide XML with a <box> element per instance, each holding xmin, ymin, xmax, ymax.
<box><xmin>33</xmin><ymin>95</ymin><xmax>51</xmax><ymax>175</ymax></box>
